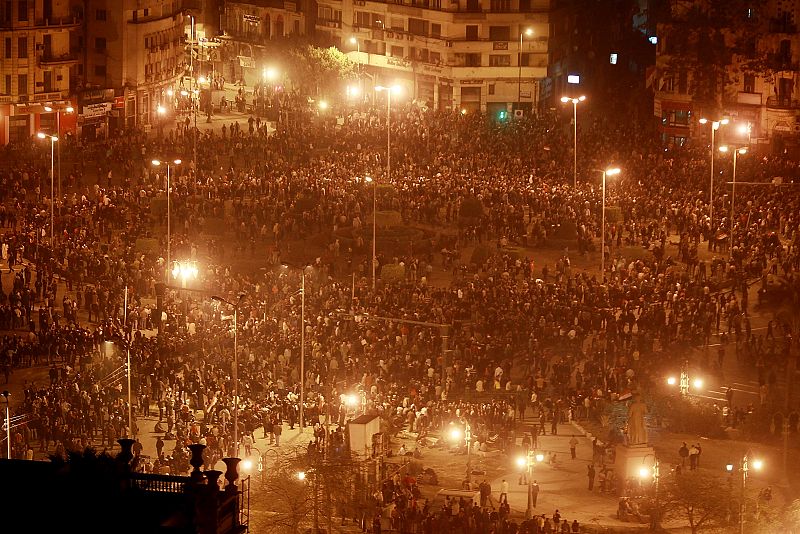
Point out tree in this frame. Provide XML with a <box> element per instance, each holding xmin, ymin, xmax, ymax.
<box><xmin>287</xmin><ymin>45</ymin><xmax>356</xmax><ymax>98</ymax></box>
<box><xmin>660</xmin><ymin>472</ymin><xmax>734</xmax><ymax>533</ymax></box>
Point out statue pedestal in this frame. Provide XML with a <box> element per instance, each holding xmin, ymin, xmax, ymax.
<box><xmin>614</xmin><ymin>444</ymin><xmax>655</xmax><ymax>496</ymax></box>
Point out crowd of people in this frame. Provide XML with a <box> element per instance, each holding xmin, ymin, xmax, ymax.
<box><xmin>1</xmin><ymin>90</ymin><xmax>799</xmax><ymax>531</ymax></box>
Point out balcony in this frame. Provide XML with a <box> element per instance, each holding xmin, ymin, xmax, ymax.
<box><xmin>767</xmin><ymin>95</ymin><xmax>800</xmax><ymax>109</ymax></box>
<box><xmin>0</xmin><ymin>14</ymin><xmax>81</xmax><ymax>30</ymax></box>
<box><xmin>39</xmin><ymin>52</ymin><xmax>80</xmax><ymax>66</ymax></box>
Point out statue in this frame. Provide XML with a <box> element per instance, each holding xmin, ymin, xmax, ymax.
<box><xmin>626</xmin><ymin>395</ymin><xmax>648</xmax><ymax>446</ymax></box>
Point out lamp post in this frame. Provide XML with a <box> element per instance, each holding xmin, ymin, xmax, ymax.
<box><xmin>349</xmin><ymin>36</ymin><xmax>360</xmax><ymax>68</ymax></box>
<box><xmin>699</xmin><ymin>117</ymin><xmax>729</xmax><ymax>233</ymax></box>
<box><xmin>362</xmin><ymin>176</ymin><xmax>377</xmax><ymax>290</ymax></box>
<box><xmin>212</xmin><ymin>294</ymin><xmax>245</xmax><ymax>456</ymax></box>
<box><xmin>598</xmin><ymin>167</ymin><xmax>621</xmax><ymax>276</ymax></box>
<box><xmin>718</xmin><ymin>145</ymin><xmax>747</xmax><ymax>258</ymax></box>
<box><xmin>561</xmin><ymin>96</ymin><xmax>586</xmax><ymax>188</ymax></box>
<box><xmin>37</xmin><ymin>132</ymin><xmax>58</xmax><ymax>244</ymax></box>
<box><xmin>1</xmin><ymin>390</ymin><xmax>10</xmax><ymax>459</ymax></box>
<box><xmin>516</xmin><ymin>451</ymin><xmax>544</xmax><ymax>518</ymax></box>
<box><xmin>121</xmin><ymin>287</ymin><xmax>134</xmax><ymax>438</ymax></box>
<box><xmin>518</xmin><ymin>28</ymin><xmax>533</xmax><ymax>109</ymax></box>
<box><xmin>45</xmin><ymin>105</ymin><xmax>73</xmax><ymax>205</ymax></box>
<box><xmin>727</xmin><ymin>452</ymin><xmax>763</xmax><ymax>534</ymax></box>
<box><xmin>151</xmin><ymin>159</ymin><xmax>182</xmax><ymax>282</ymax></box>
<box><xmin>638</xmin><ymin>455</ymin><xmax>661</xmax><ymax>529</ymax></box>
<box><xmin>449</xmin><ymin>422</ymin><xmax>473</xmax><ymax>486</ymax></box>
<box><xmin>372</xmin><ymin>85</ymin><xmax>401</xmax><ymax>288</ymax></box>
<box><xmin>171</xmin><ymin>260</ymin><xmax>199</xmax><ymax>287</ymax></box>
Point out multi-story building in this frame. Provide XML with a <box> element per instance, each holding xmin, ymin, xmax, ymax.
<box><xmin>81</xmin><ymin>0</ymin><xmax>186</xmax><ymax>138</ymax></box>
<box><xmin>313</xmin><ymin>0</ymin><xmax>563</xmax><ymax>114</ymax></box>
<box><xmin>221</xmin><ymin>0</ymin><xmax>307</xmax><ymax>84</ymax></box>
<box><xmin>0</xmin><ymin>0</ymin><xmax>81</xmax><ymax>144</ymax></box>
<box><xmin>654</xmin><ymin>0</ymin><xmax>800</xmax><ymax>153</ymax></box>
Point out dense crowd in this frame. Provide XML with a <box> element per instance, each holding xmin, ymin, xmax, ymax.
<box><xmin>1</xmin><ymin>93</ymin><xmax>799</xmax><ymax>531</ymax></box>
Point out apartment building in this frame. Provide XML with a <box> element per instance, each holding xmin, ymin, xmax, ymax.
<box><xmin>0</xmin><ymin>0</ymin><xmax>81</xmax><ymax>144</ymax></box>
<box><xmin>314</xmin><ymin>0</ymin><xmax>562</xmax><ymax>113</ymax></box>
<box><xmin>80</xmin><ymin>0</ymin><xmax>186</xmax><ymax>138</ymax></box>
<box><xmin>654</xmin><ymin>0</ymin><xmax>800</xmax><ymax>152</ymax></box>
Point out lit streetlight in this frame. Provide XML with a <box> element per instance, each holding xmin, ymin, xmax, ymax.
<box><xmin>518</xmin><ymin>28</ymin><xmax>533</xmax><ymax>109</ymax></box>
<box><xmin>37</xmin><ymin>132</ymin><xmax>59</xmax><ymax>244</ymax></box>
<box><xmin>718</xmin><ymin>145</ymin><xmax>748</xmax><ymax>257</ymax></box>
<box><xmin>562</xmin><ymin>95</ymin><xmax>587</xmax><ymax>187</ymax></box>
<box><xmin>448</xmin><ymin>422</ymin><xmax>473</xmax><ymax>486</ymax></box>
<box><xmin>639</xmin><ymin>454</ymin><xmax>661</xmax><ymax>529</ymax></box>
<box><xmin>171</xmin><ymin>260</ymin><xmax>199</xmax><ymax>287</ymax></box>
<box><xmin>727</xmin><ymin>452</ymin><xmax>763</xmax><ymax>534</ymax></box>
<box><xmin>516</xmin><ymin>451</ymin><xmax>544</xmax><ymax>518</ymax></box>
<box><xmin>318</xmin><ymin>100</ymin><xmax>329</xmax><ymax>111</ymax></box>
<box><xmin>598</xmin><ymin>166</ymin><xmax>620</xmax><ymax>275</ymax></box>
<box><xmin>151</xmin><ymin>159</ymin><xmax>182</xmax><ymax>281</ymax></box>
<box><xmin>699</xmin><ymin>117</ymin><xmax>729</xmax><ymax>232</ymax></box>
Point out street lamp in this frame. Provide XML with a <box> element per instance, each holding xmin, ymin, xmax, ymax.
<box><xmin>516</xmin><ymin>451</ymin><xmax>544</xmax><ymax>518</ymax></box>
<box><xmin>598</xmin><ymin>167</ymin><xmax>620</xmax><ymax>276</ymax></box>
<box><xmin>561</xmin><ymin>95</ymin><xmax>586</xmax><ymax>188</ymax></box>
<box><xmin>37</xmin><ymin>132</ymin><xmax>58</xmax><ymax>244</ymax></box>
<box><xmin>43</xmin><ymin>105</ymin><xmax>73</xmax><ymax>203</ymax></box>
<box><xmin>211</xmin><ymin>294</ymin><xmax>246</xmax><ymax>456</ymax></box>
<box><xmin>639</xmin><ymin>454</ymin><xmax>661</xmax><ymax>529</ymax></box>
<box><xmin>318</xmin><ymin>100</ymin><xmax>329</xmax><ymax>111</ymax></box>
<box><xmin>518</xmin><ymin>28</ymin><xmax>533</xmax><ymax>108</ymax></box>
<box><xmin>171</xmin><ymin>260</ymin><xmax>199</xmax><ymax>287</ymax></box>
<box><xmin>718</xmin><ymin>145</ymin><xmax>747</xmax><ymax>257</ymax></box>
<box><xmin>361</xmin><ymin>175</ymin><xmax>377</xmax><ymax>290</ymax></box>
<box><xmin>151</xmin><ymin>159</ymin><xmax>182</xmax><ymax>282</ymax></box>
<box><xmin>350</xmin><ymin>36</ymin><xmax>360</xmax><ymax>70</ymax></box>
<box><xmin>727</xmin><ymin>452</ymin><xmax>763</xmax><ymax>534</ymax></box>
<box><xmin>448</xmin><ymin>422</ymin><xmax>473</xmax><ymax>486</ymax></box>
<box><xmin>699</xmin><ymin>117</ymin><xmax>729</xmax><ymax>232</ymax></box>
<box><xmin>1</xmin><ymin>391</ymin><xmax>9</xmax><ymax>459</ymax></box>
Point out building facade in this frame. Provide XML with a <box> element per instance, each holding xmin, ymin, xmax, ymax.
<box><xmin>313</xmin><ymin>0</ymin><xmax>560</xmax><ymax>113</ymax></box>
<box><xmin>82</xmin><ymin>0</ymin><xmax>187</xmax><ymax>137</ymax></box>
<box><xmin>0</xmin><ymin>0</ymin><xmax>81</xmax><ymax>144</ymax></box>
<box><xmin>654</xmin><ymin>0</ymin><xmax>800</xmax><ymax>152</ymax></box>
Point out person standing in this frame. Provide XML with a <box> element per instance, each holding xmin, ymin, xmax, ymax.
<box><xmin>587</xmin><ymin>463</ymin><xmax>596</xmax><ymax>491</ymax></box>
<box><xmin>531</xmin><ymin>480</ymin><xmax>540</xmax><ymax>508</ymax></box>
<box><xmin>499</xmin><ymin>479</ymin><xmax>509</xmax><ymax>504</ymax></box>
<box><xmin>273</xmin><ymin>420</ymin><xmax>282</xmax><ymax>446</ymax></box>
<box><xmin>569</xmin><ymin>435</ymin><xmax>578</xmax><ymax>459</ymax></box>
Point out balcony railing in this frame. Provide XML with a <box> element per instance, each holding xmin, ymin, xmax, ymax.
<box><xmin>39</xmin><ymin>53</ymin><xmax>80</xmax><ymax>65</ymax></box>
<box><xmin>129</xmin><ymin>473</ymin><xmax>193</xmax><ymax>494</ymax></box>
<box><xmin>766</xmin><ymin>95</ymin><xmax>800</xmax><ymax>109</ymax></box>
<box><xmin>0</xmin><ymin>14</ymin><xmax>81</xmax><ymax>29</ymax></box>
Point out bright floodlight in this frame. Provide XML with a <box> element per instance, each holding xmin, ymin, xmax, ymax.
<box><xmin>606</xmin><ymin>167</ymin><xmax>621</xmax><ymax>176</ymax></box>
<box><xmin>348</xmin><ymin>85</ymin><xmax>361</xmax><ymax>97</ymax></box>
<box><xmin>44</xmin><ymin>106</ymin><xmax>53</xmax><ymax>112</ymax></box>
<box><xmin>516</xmin><ymin>456</ymin><xmax>527</xmax><ymax>469</ymax></box>
<box><xmin>721</xmin><ymin>118</ymin><xmax>730</xmax><ymax>125</ymax></box>
<box><xmin>738</xmin><ymin>147</ymin><xmax>748</xmax><ymax>155</ymax></box>
<box><xmin>693</xmin><ymin>378</ymin><xmax>704</xmax><ymax>389</ymax></box>
<box><xmin>638</xmin><ymin>466</ymin><xmax>650</xmax><ymax>479</ymax></box>
<box><xmin>449</xmin><ymin>427</ymin><xmax>464</xmax><ymax>442</ymax></box>
<box><xmin>157</xmin><ymin>105</ymin><xmax>166</xmax><ymax>115</ymax></box>
<box><xmin>460</xmin><ymin>109</ymin><xmax>467</xmax><ymax>115</ymax></box>
<box><xmin>560</xmin><ymin>96</ymin><xmax>570</xmax><ymax>103</ymax></box>
<box><xmin>752</xmin><ymin>459</ymin><xmax>764</xmax><ymax>470</ymax></box>
<box><xmin>264</xmin><ymin>67</ymin><xmax>278</xmax><ymax>81</ymax></box>
<box><xmin>174</xmin><ymin>159</ymin><xmax>182</xmax><ymax>165</ymax></box>
<box><xmin>198</xmin><ymin>76</ymin><xmax>207</xmax><ymax>84</ymax></box>
<box><xmin>345</xmin><ymin>394</ymin><xmax>359</xmax><ymax>407</ymax></box>
<box><xmin>699</xmin><ymin>118</ymin><xmax>708</xmax><ymax>124</ymax></box>
<box><xmin>180</xmin><ymin>90</ymin><xmax>189</xmax><ymax>96</ymax></box>
<box><xmin>151</xmin><ymin>159</ymin><xmax>161</xmax><ymax>166</ymax></box>
<box><xmin>524</xmin><ymin>28</ymin><xmax>533</xmax><ymax>36</ymax></box>
<box><xmin>535</xmin><ymin>453</ymin><xmax>545</xmax><ymax>462</ymax></box>
<box><xmin>166</xmin><ymin>89</ymin><xmax>174</xmax><ymax>97</ymax></box>
<box><xmin>297</xmin><ymin>471</ymin><xmax>306</xmax><ymax>481</ymax></box>
<box><xmin>364</xmin><ymin>176</ymin><xmax>373</xmax><ymax>183</ymax></box>
<box><xmin>241</xmin><ymin>459</ymin><xmax>253</xmax><ymax>472</ymax></box>
<box><xmin>667</xmin><ymin>376</ymin><xmax>677</xmax><ymax>386</ymax></box>
<box><xmin>37</xmin><ymin>132</ymin><xmax>46</xmax><ymax>139</ymax></box>
<box><xmin>66</xmin><ymin>106</ymin><xmax>74</xmax><ymax>113</ymax></box>
<box><xmin>726</xmin><ymin>463</ymin><xmax>734</xmax><ymax>472</ymax></box>
<box><xmin>350</xmin><ymin>36</ymin><xmax>357</xmax><ymax>44</ymax></box>
<box><xmin>578</xmin><ymin>95</ymin><xmax>586</xmax><ymax>101</ymax></box>
<box><xmin>737</xmin><ymin>123</ymin><xmax>751</xmax><ymax>136</ymax></box>
<box><xmin>719</xmin><ymin>145</ymin><xmax>729</xmax><ymax>153</ymax></box>
<box><xmin>318</xmin><ymin>100</ymin><xmax>329</xmax><ymax>110</ymax></box>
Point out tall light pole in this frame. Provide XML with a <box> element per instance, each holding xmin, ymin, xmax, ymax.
<box><xmin>280</xmin><ymin>263</ymin><xmax>307</xmax><ymax>431</ymax></box>
<box><xmin>1</xmin><ymin>391</ymin><xmax>10</xmax><ymax>459</ymax></box>
<box><xmin>719</xmin><ymin>145</ymin><xmax>747</xmax><ymax>258</ymax></box>
<box><xmin>699</xmin><ymin>117</ymin><xmax>729</xmax><ymax>233</ymax></box>
<box><xmin>561</xmin><ymin>95</ymin><xmax>586</xmax><ymax>188</ymax></box>
<box><xmin>45</xmin><ymin>105</ymin><xmax>73</xmax><ymax>206</ymax></box>
<box><xmin>516</xmin><ymin>451</ymin><xmax>544</xmax><ymax>518</ymax></box>
<box><xmin>638</xmin><ymin>454</ymin><xmax>661</xmax><ymax>529</ymax></box>
<box><xmin>349</xmin><ymin>36</ymin><xmax>360</xmax><ymax>68</ymax></box>
<box><xmin>373</xmin><ymin>84</ymin><xmax>402</xmax><ymax>289</ymax></box>
<box><xmin>123</xmin><ymin>287</ymin><xmax>133</xmax><ymax>437</ymax></box>
<box><xmin>37</xmin><ymin>132</ymin><xmax>58</xmax><ymax>244</ymax></box>
<box><xmin>518</xmin><ymin>28</ymin><xmax>533</xmax><ymax>109</ymax></box>
<box><xmin>598</xmin><ymin>167</ymin><xmax>621</xmax><ymax>276</ymax></box>
<box><xmin>727</xmin><ymin>452</ymin><xmax>763</xmax><ymax>534</ymax></box>
<box><xmin>363</xmin><ymin>176</ymin><xmax>376</xmax><ymax>290</ymax></box>
<box><xmin>151</xmin><ymin>159</ymin><xmax>182</xmax><ymax>282</ymax></box>
<box><xmin>449</xmin><ymin>423</ymin><xmax>473</xmax><ymax>485</ymax></box>
<box><xmin>212</xmin><ymin>294</ymin><xmax>245</xmax><ymax>456</ymax></box>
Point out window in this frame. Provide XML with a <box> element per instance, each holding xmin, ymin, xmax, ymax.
<box><xmin>465</xmin><ymin>25</ymin><xmax>478</xmax><ymax>40</ymax></box>
<box><xmin>662</xmin><ymin>110</ymin><xmax>690</xmax><ymax>127</ymax></box>
<box><xmin>743</xmin><ymin>73</ymin><xmax>755</xmax><ymax>93</ymax></box>
<box><xmin>490</xmin><ymin>0</ymin><xmax>511</xmax><ymax>10</ymax></box>
<box><xmin>354</xmin><ymin>11</ymin><xmax>372</xmax><ymax>27</ymax></box>
<box><xmin>408</xmin><ymin>18</ymin><xmax>428</xmax><ymax>36</ymax></box>
<box><xmin>489</xmin><ymin>54</ymin><xmax>510</xmax><ymax>66</ymax></box>
<box><xmin>95</xmin><ymin>37</ymin><xmax>106</xmax><ymax>51</ymax></box>
<box><xmin>94</xmin><ymin>64</ymin><xmax>106</xmax><ymax>76</ymax></box>
<box><xmin>430</xmin><ymin>51</ymin><xmax>441</xmax><ymax>64</ymax></box>
<box><xmin>17</xmin><ymin>36</ymin><xmax>26</xmax><ymax>58</ymax></box>
<box><xmin>17</xmin><ymin>0</ymin><xmax>27</xmax><ymax>21</ymax></box>
<box><xmin>489</xmin><ymin>26</ymin><xmax>510</xmax><ymax>41</ymax></box>
<box><xmin>465</xmin><ymin>53</ymin><xmax>481</xmax><ymax>66</ymax></box>
<box><xmin>4</xmin><ymin>74</ymin><xmax>10</xmax><ymax>94</ymax></box>
<box><xmin>17</xmin><ymin>73</ymin><xmax>27</xmax><ymax>94</ymax></box>
<box><xmin>678</xmin><ymin>69</ymin><xmax>687</xmax><ymax>94</ymax></box>
<box><xmin>431</xmin><ymin>23</ymin><xmax>441</xmax><ymax>38</ymax></box>
<box><xmin>390</xmin><ymin>16</ymin><xmax>403</xmax><ymax>30</ymax></box>
<box><xmin>4</xmin><ymin>37</ymin><xmax>10</xmax><ymax>58</ymax></box>
<box><xmin>390</xmin><ymin>45</ymin><xmax>403</xmax><ymax>57</ymax></box>
<box><xmin>488</xmin><ymin>83</ymin><xmax>495</xmax><ymax>95</ymax></box>
<box><xmin>96</xmin><ymin>9</ymin><xmax>106</xmax><ymax>20</ymax></box>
